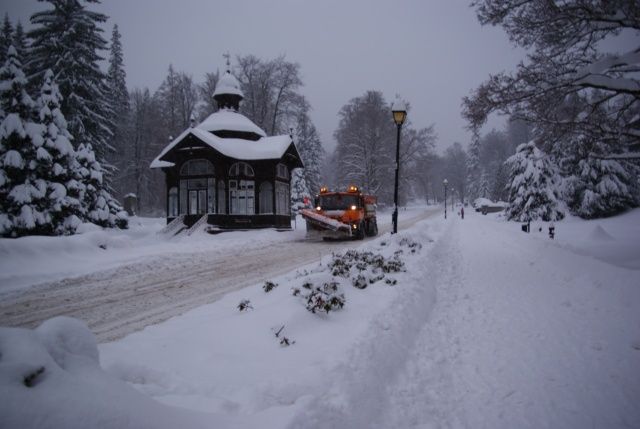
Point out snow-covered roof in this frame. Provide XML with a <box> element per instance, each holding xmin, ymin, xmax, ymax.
<box><xmin>213</xmin><ymin>71</ymin><xmax>244</xmax><ymax>98</ymax></box>
<box><xmin>197</xmin><ymin>110</ymin><xmax>266</xmax><ymax>137</ymax></box>
<box><xmin>150</xmin><ymin>127</ymin><xmax>295</xmax><ymax>168</ymax></box>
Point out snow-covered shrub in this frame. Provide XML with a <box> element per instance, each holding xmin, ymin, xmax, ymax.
<box><xmin>505</xmin><ymin>141</ymin><xmax>565</xmax><ymax>222</ymax></box>
<box><xmin>237</xmin><ymin>299</ymin><xmax>253</xmax><ymax>312</ymax></box>
<box><xmin>399</xmin><ymin>237</ymin><xmax>422</xmax><ymax>253</ymax></box>
<box><xmin>263</xmin><ymin>281</ymin><xmax>278</xmax><ymax>293</ymax></box>
<box><xmin>352</xmin><ymin>274</ymin><xmax>368</xmax><ymax>289</ymax></box>
<box><xmin>328</xmin><ymin>250</ymin><xmax>405</xmax><ymax>278</ymax></box>
<box><xmin>300</xmin><ymin>281</ymin><xmax>345</xmax><ymax>314</ymax></box>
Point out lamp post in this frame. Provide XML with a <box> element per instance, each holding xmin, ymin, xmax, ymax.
<box><xmin>391</xmin><ymin>97</ymin><xmax>407</xmax><ymax>234</ymax></box>
<box><xmin>443</xmin><ymin>179</ymin><xmax>448</xmax><ymax>219</ymax></box>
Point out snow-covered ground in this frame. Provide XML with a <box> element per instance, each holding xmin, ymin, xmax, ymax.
<box><xmin>0</xmin><ymin>207</ymin><xmax>433</xmax><ymax>342</ymax></box>
<box><xmin>2</xmin><ymin>207</ymin><xmax>639</xmax><ymax>428</ymax></box>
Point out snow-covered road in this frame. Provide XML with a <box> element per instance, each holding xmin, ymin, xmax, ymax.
<box><xmin>0</xmin><ymin>208</ymin><xmax>438</xmax><ymax>342</ymax></box>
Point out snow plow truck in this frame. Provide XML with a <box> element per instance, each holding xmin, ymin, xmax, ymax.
<box><xmin>300</xmin><ymin>185</ymin><xmax>378</xmax><ymax>240</ymax></box>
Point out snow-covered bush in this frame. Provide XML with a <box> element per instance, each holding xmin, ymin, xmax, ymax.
<box><xmin>263</xmin><ymin>281</ymin><xmax>278</xmax><ymax>293</ymax></box>
<box><xmin>237</xmin><ymin>299</ymin><xmax>253</xmax><ymax>312</ymax></box>
<box><xmin>505</xmin><ymin>141</ymin><xmax>565</xmax><ymax>222</ymax></box>
<box><xmin>399</xmin><ymin>237</ymin><xmax>422</xmax><ymax>253</ymax></box>
<box><xmin>328</xmin><ymin>249</ymin><xmax>405</xmax><ymax>278</ymax></box>
<box><xmin>299</xmin><ymin>281</ymin><xmax>345</xmax><ymax>314</ymax></box>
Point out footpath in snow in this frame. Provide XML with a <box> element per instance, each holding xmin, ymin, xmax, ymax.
<box><xmin>381</xmin><ymin>210</ymin><xmax>640</xmax><ymax>429</ymax></box>
<box><xmin>1</xmin><ymin>208</ymin><xmax>639</xmax><ymax>428</ymax></box>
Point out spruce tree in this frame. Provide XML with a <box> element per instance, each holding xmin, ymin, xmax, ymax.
<box><xmin>294</xmin><ymin>102</ymin><xmax>325</xmax><ymax>195</ymax></box>
<box><xmin>74</xmin><ymin>142</ymin><xmax>128</xmax><ymax>229</ymax></box>
<box><xmin>37</xmin><ymin>69</ymin><xmax>83</xmax><ymax>234</ymax></box>
<box><xmin>28</xmin><ymin>0</ymin><xmax>114</xmax><ymax>162</ymax></box>
<box><xmin>13</xmin><ymin>22</ymin><xmax>27</xmax><ymax>59</ymax></box>
<box><xmin>0</xmin><ymin>14</ymin><xmax>12</xmax><ymax>67</ymax></box>
<box><xmin>561</xmin><ymin>136</ymin><xmax>638</xmax><ymax>219</ymax></box>
<box><xmin>466</xmin><ymin>133</ymin><xmax>482</xmax><ymax>200</ymax></box>
<box><xmin>28</xmin><ymin>0</ymin><xmax>127</xmax><ymax>229</ymax></box>
<box><xmin>505</xmin><ymin>141</ymin><xmax>564</xmax><ymax>222</ymax></box>
<box><xmin>0</xmin><ymin>46</ymin><xmax>49</xmax><ymax>237</ymax></box>
<box><xmin>290</xmin><ymin>169</ymin><xmax>310</xmax><ymax>215</ymax></box>
<box><xmin>106</xmin><ymin>24</ymin><xmax>130</xmax><ymax>199</ymax></box>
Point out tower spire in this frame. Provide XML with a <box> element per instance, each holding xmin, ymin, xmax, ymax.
<box><xmin>223</xmin><ymin>51</ymin><xmax>231</xmax><ymax>73</ymax></box>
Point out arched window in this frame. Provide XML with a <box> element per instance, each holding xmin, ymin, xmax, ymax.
<box><xmin>180</xmin><ymin>159</ymin><xmax>214</xmax><ymax>176</ymax></box>
<box><xmin>276</xmin><ymin>163</ymin><xmax>289</xmax><ymax>179</ymax></box>
<box><xmin>259</xmin><ymin>182</ymin><xmax>273</xmax><ymax>214</ymax></box>
<box><xmin>168</xmin><ymin>187</ymin><xmax>178</xmax><ymax>217</ymax></box>
<box><xmin>229</xmin><ymin>162</ymin><xmax>254</xmax><ymax>177</ymax></box>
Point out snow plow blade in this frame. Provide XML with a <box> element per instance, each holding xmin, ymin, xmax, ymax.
<box><xmin>300</xmin><ymin>209</ymin><xmax>352</xmax><ymax>239</ymax></box>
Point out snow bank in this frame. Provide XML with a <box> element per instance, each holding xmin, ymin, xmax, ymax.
<box><xmin>0</xmin><ymin>317</ymin><xmax>217</xmax><ymax>429</ymax></box>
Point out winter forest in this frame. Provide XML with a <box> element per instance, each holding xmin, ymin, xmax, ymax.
<box><xmin>1</xmin><ymin>1</ymin><xmax>639</xmax><ymax>238</ymax></box>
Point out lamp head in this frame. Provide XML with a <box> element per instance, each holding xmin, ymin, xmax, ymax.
<box><xmin>391</xmin><ymin>96</ymin><xmax>407</xmax><ymax>126</ymax></box>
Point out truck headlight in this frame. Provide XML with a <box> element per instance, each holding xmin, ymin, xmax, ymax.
<box><xmin>350</xmin><ymin>205</ymin><xmax>357</xmax><ymax>210</ymax></box>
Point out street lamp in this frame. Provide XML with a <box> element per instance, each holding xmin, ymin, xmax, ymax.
<box><xmin>443</xmin><ymin>179</ymin><xmax>448</xmax><ymax>218</ymax></box>
<box><xmin>391</xmin><ymin>96</ymin><xmax>407</xmax><ymax>234</ymax></box>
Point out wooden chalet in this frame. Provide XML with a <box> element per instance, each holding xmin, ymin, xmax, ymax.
<box><xmin>150</xmin><ymin>67</ymin><xmax>304</xmax><ymax>231</ymax></box>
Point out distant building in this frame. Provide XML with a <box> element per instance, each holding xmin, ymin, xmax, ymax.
<box><xmin>150</xmin><ymin>65</ymin><xmax>303</xmax><ymax>230</ymax></box>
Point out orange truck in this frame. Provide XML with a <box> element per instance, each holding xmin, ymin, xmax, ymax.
<box><xmin>300</xmin><ymin>185</ymin><xmax>378</xmax><ymax>240</ymax></box>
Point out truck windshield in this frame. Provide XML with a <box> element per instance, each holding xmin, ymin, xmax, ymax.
<box><xmin>319</xmin><ymin>194</ymin><xmax>359</xmax><ymax>210</ymax></box>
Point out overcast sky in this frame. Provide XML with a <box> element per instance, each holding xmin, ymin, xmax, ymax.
<box><xmin>4</xmin><ymin>0</ymin><xmax>528</xmax><ymax>153</ymax></box>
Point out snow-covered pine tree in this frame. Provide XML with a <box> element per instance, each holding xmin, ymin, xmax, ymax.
<box><xmin>290</xmin><ymin>168</ymin><xmax>310</xmax><ymax>215</ymax></box>
<box><xmin>293</xmin><ymin>102</ymin><xmax>325</xmax><ymax>195</ymax></box>
<box><xmin>106</xmin><ymin>24</ymin><xmax>130</xmax><ymax>199</ymax></box>
<box><xmin>28</xmin><ymin>0</ymin><xmax>114</xmax><ymax>163</ymax></box>
<box><xmin>13</xmin><ymin>22</ymin><xmax>27</xmax><ymax>59</ymax></box>
<box><xmin>0</xmin><ymin>14</ymin><xmax>12</xmax><ymax>67</ymax></box>
<box><xmin>28</xmin><ymin>1</ymin><xmax>128</xmax><ymax>229</ymax></box>
<box><xmin>547</xmin><ymin>91</ymin><xmax>639</xmax><ymax>219</ymax></box>
<box><xmin>505</xmin><ymin>141</ymin><xmax>564</xmax><ymax>222</ymax></box>
<box><xmin>0</xmin><ymin>46</ymin><xmax>50</xmax><ymax>237</ymax></box>
<box><xmin>559</xmin><ymin>135</ymin><xmax>638</xmax><ymax>219</ymax></box>
<box><xmin>466</xmin><ymin>133</ymin><xmax>482</xmax><ymax>200</ymax></box>
<box><xmin>575</xmin><ymin>156</ymin><xmax>638</xmax><ymax>218</ymax></box>
<box><xmin>477</xmin><ymin>170</ymin><xmax>491</xmax><ymax>199</ymax></box>
<box><xmin>75</xmin><ymin>142</ymin><xmax>128</xmax><ymax>229</ymax></box>
<box><xmin>37</xmin><ymin>69</ymin><xmax>84</xmax><ymax>234</ymax></box>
